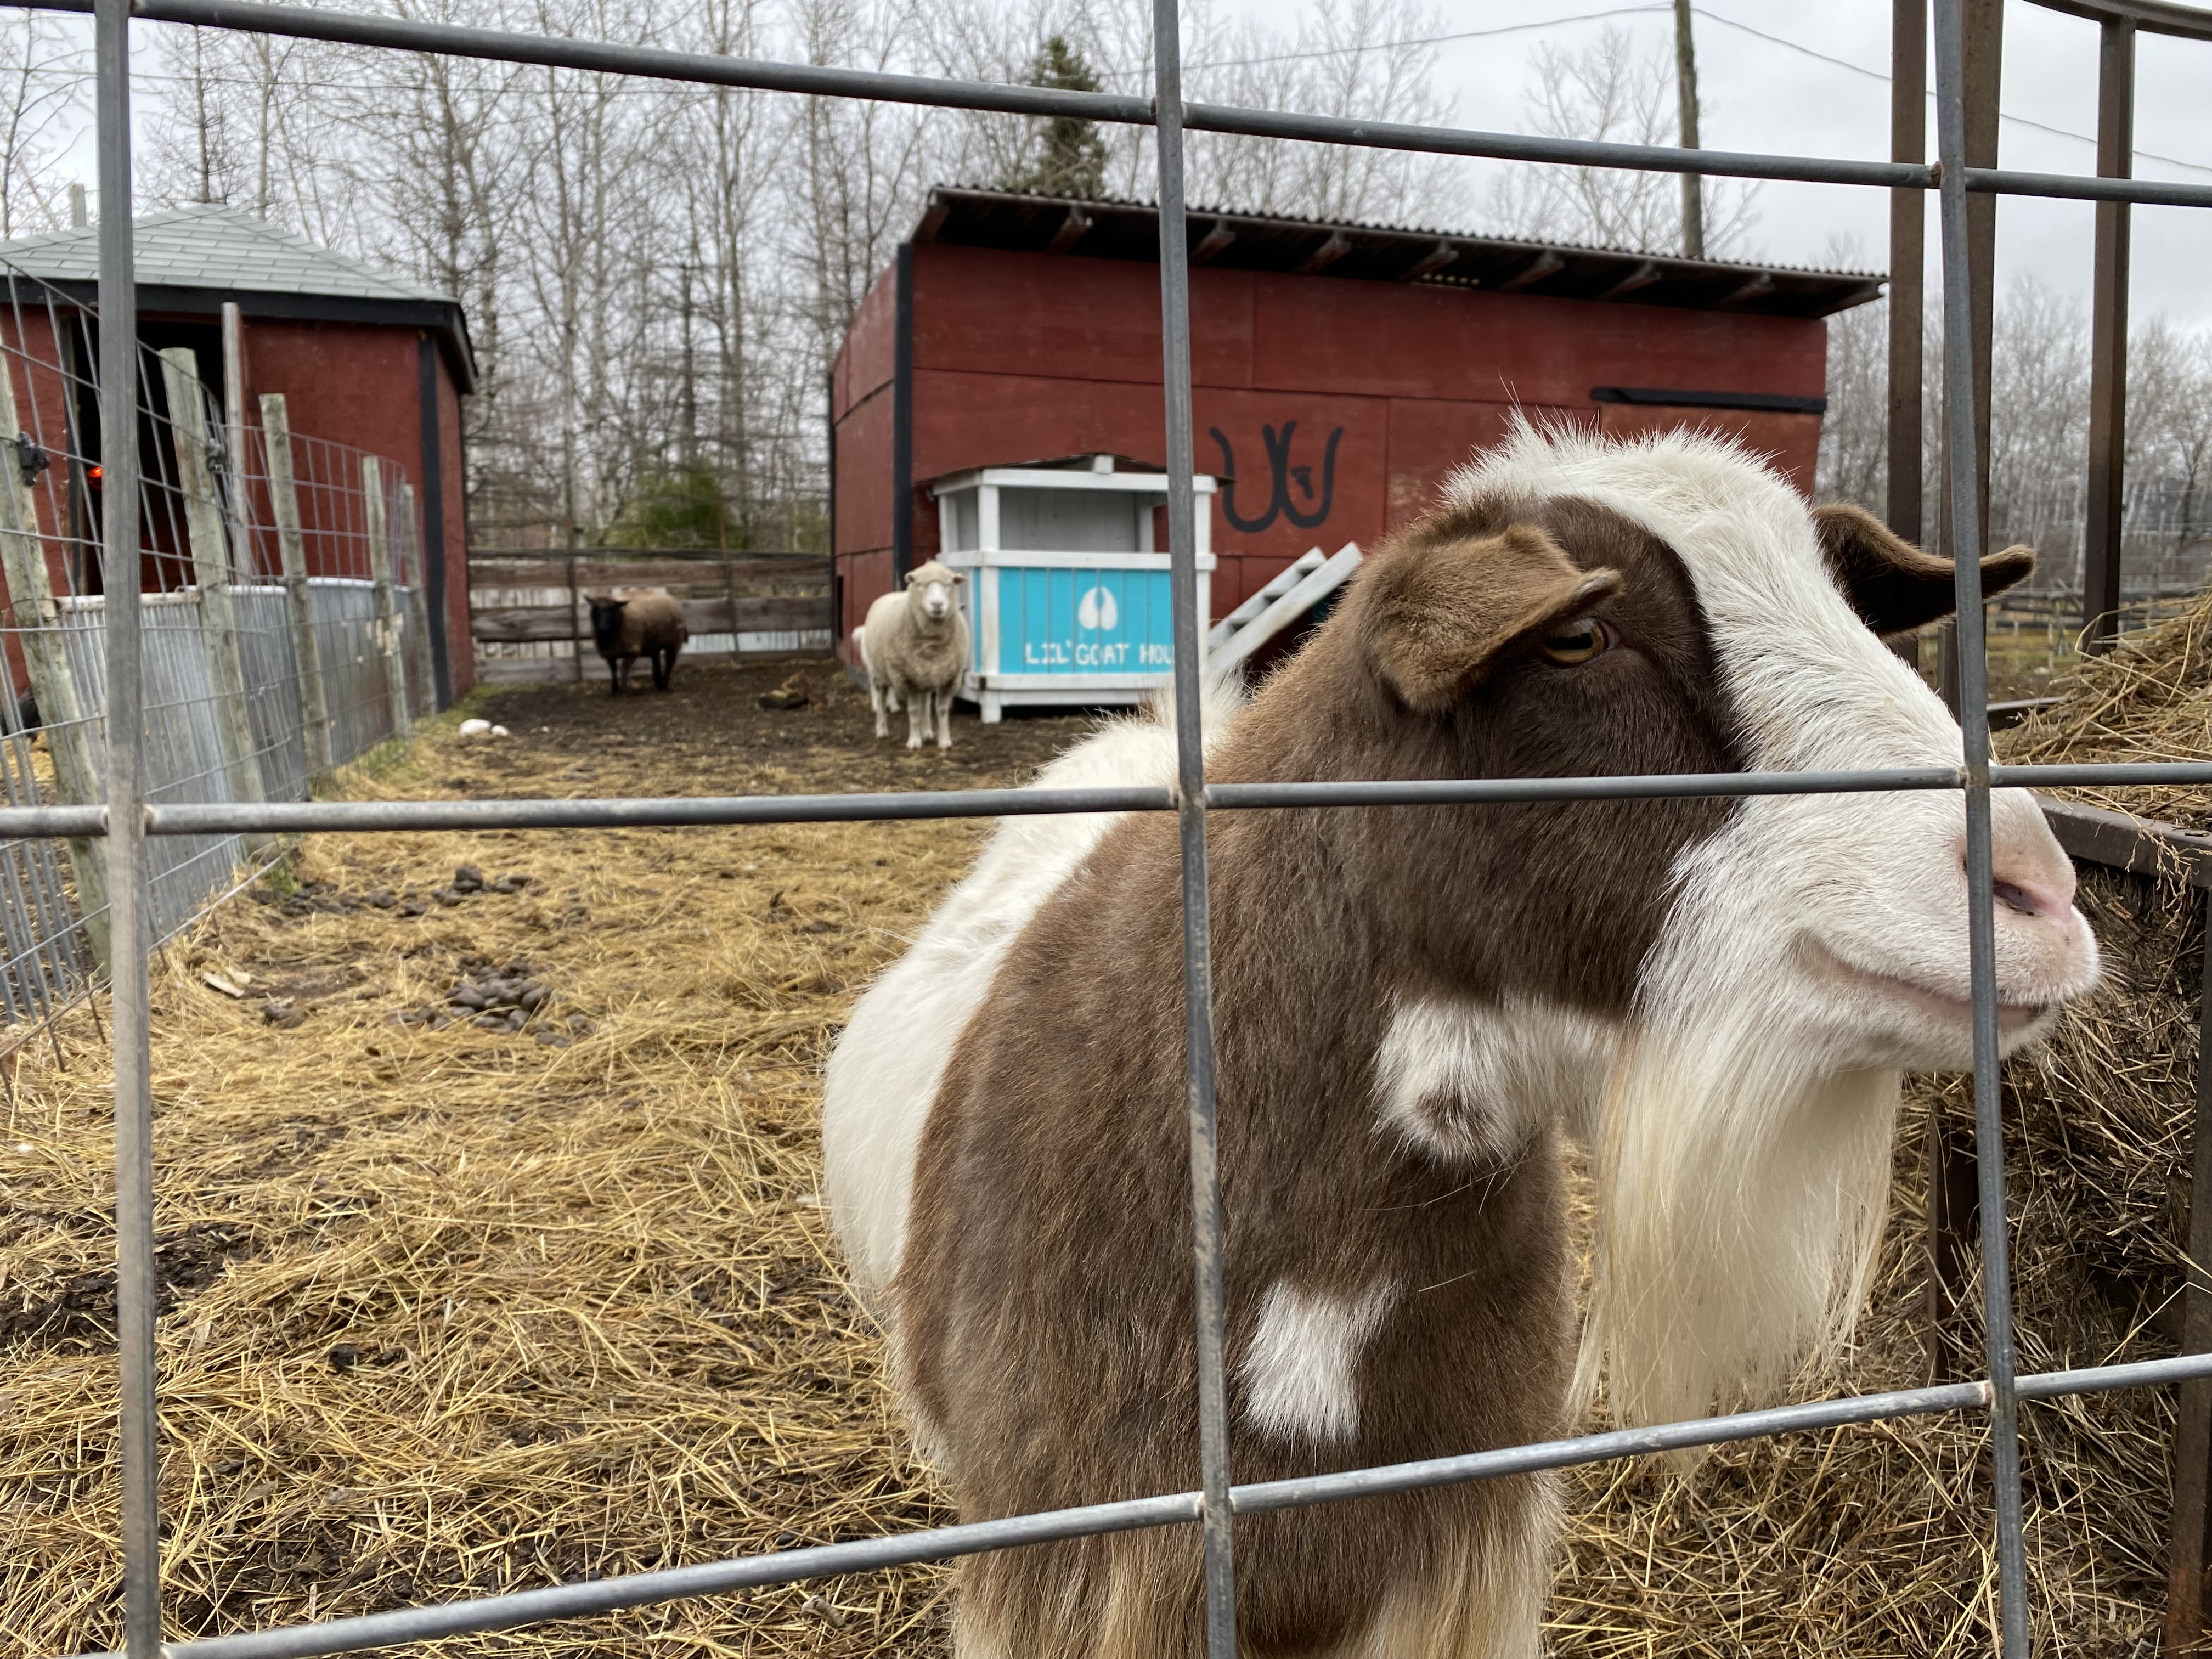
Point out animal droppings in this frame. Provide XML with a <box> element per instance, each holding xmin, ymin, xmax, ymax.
<box><xmin>327</xmin><ymin>1343</ymin><xmax>359</xmax><ymax>1373</ymax></box>
<box><xmin>451</xmin><ymin>866</ymin><xmax>486</xmax><ymax>893</ymax></box>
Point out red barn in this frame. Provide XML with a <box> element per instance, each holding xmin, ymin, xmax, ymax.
<box><xmin>832</xmin><ymin>187</ymin><xmax>1878</xmax><ymax>667</ymax></box>
<box><xmin>0</xmin><ymin>204</ymin><xmax>476</xmax><ymax>701</ymax></box>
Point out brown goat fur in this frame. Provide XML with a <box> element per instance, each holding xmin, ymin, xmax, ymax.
<box><xmin>588</xmin><ymin>589</ymin><xmax>689</xmax><ymax>695</ymax></box>
<box><xmin>895</xmin><ymin>495</ymin><xmax>1746</xmax><ymax>1655</ymax></box>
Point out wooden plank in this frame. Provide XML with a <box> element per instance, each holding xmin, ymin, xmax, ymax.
<box><xmin>261</xmin><ymin>394</ymin><xmax>333</xmax><ymax>779</ymax></box>
<box><xmin>469</xmin><ymin>554</ymin><xmax>824</xmax><ymax>591</ymax></box>
<box><xmin>473</xmin><ymin>595</ymin><xmax>830</xmax><ymax>644</ymax></box>
<box><xmin>2036</xmin><ymin>794</ymin><xmax>2212</xmax><ymax>887</ymax></box>
<box><xmin>161</xmin><ymin>348</ymin><xmax>269</xmax><ymax>825</ymax></box>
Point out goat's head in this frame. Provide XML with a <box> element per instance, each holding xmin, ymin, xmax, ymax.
<box><xmin>1301</xmin><ymin>421</ymin><xmax>2100</xmax><ymax>1425</ymax></box>
<box><xmin>586</xmin><ymin>594</ymin><xmax>628</xmax><ymax>652</ymax></box>
<box><xmin>906</xmin><ymin>560</ymin><xmax>963</xmax><ymax>624</ymax></box>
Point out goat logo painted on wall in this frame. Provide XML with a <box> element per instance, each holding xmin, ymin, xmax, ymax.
<box><xmin>1077</xmin><ymin>585</ymin><xmax>1119</xmax><ymax>632</ymax></box>
<box><xmin>1209</xmin><ymin>421</ymin><xmax>1345</xmax><ymax>533</ymax></box>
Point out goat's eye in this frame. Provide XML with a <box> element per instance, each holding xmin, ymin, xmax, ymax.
<box><xmin>1539</xmin><ymin>617</ymin><xmax>1610</xmax><ymax>665</ymax></box>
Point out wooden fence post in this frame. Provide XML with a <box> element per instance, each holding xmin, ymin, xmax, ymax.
<box><xmin>362</xmin><ymin>456</ymin><xmax>411</xmax><ymax>742</ymax></box>
<box><xmin>259</xmin><ymin>395</ymin><xmax>332</xmax><ymax>781</ymax></box>
<box><xmin>159</xmin><ymin>348</ymin><xmax>268</xmax><ymax>845</ymax></box>
<box><xmin>0</xmin><ymin>362</ymin><xmax>107</xmax><ymax>966</ymax></box>
<box><xmin>569</xmin><ymin>549</ymin><xmax>583</xmax><ymax>682</ymax></box>
<box><xmin>401</xmin><ymin>483</ymin><xmax>437</xmax><ymax>719</ymax></box>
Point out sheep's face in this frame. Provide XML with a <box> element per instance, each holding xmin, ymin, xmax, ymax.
<box><xmin>588</xmin><ymin>597</ymin><xmax>629</xmax><ymax>653</ymax></box>
<box><xmin>907</xmin><ymin>565</ymin><xmax>962</xmax><ymax>624</ymax></box>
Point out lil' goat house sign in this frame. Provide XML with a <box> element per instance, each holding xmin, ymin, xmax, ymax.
<box><xmin>930</xmin><ymin>456</ymin><xmax>1217</xmax><ymax>721</ymax></box>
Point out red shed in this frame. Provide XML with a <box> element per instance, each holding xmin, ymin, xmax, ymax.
<box><xmin>832</xmin><ymin>187</ymin><xmax>1880</xmax><ymax>673</ymax></box>
<box><xmin>0</xmin><ymin>205</ymin><xmax>476</xmax><ymax>701</ymax></box>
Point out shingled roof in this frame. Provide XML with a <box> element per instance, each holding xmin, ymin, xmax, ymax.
<box><xmin>916</xmin><ymin>187</ymin><xmax>1884</xmax><ymax>320</ymax></box>
<box><xmin>0</xmin><ymin>205</ymin><xmax>476</xmax><ymax>389</ymax></box>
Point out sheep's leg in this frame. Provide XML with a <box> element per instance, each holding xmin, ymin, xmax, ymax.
<box><xmin>905</xmin><ymin>688</ymin><xmax>926</xmax><ymax>750</ymax></box>
<box><xmin>934</xmin><ymin>689</ymin><xmax>953</xmax><ymax>749</ymax></box>
<box><xmin>608</xmin><ymin>658</ymin><xmax>624</xmax><ymax>696</ymax></box>
<box><xmin>870</xmin><ymin>680</ymin><xmax>889</xmax><ymax>738</ymax></box>
<box><xmin>653</xmin><ymin>648</ymin><xmax>673</xmax><ymax>691</ymax></box>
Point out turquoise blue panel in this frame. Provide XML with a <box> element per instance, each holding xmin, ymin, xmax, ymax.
<box><xmin>994</xmin><ymin>566</ymin><xmax>1180</xmax><ymax>676</ymax></box>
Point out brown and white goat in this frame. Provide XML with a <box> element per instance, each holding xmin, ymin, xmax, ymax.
<box><xmin>821</xmin><ymin>426</ymin><xmax>2100</xmax><ymax>1659</ymax></box>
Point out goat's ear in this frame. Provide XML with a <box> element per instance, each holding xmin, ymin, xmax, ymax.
<box><xmin>1814</xmin><ymin>502</ymin><xmax>2033</xmax><ymax>636</ymax></box>
<box><xmin>1361</xmin><ymin>523</ymin><xmax>1622</xmax><ymax>713</ymax></box>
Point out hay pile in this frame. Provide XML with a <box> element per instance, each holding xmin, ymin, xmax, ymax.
<box><xmin>4</xmin><ymin>631</ymin><xmax>2209</xmax><ymax>1659</ymax></box>
<box><xmin>0</xmin><ymin>659</ymin><xmax>1070</xmax><ymax>1659</ymax></box>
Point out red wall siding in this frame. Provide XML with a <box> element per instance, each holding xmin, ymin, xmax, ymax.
<box><xmin>832</xmin><ymin>241</ymin><xmax>1833</xmax><ymax>635</ymax></box>
<box><xmin>244</xmin><ymin>319</ymin><xmax>473</xmax><ymax>695</ymax></box>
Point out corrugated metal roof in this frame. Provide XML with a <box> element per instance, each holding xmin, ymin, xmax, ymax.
<box><xmin>0</xmin><ymin>204</ymin><xmax>455</xmax><ymax>304</ymax></box>
<box><xmin>916</xmin><ymin>187</ymin><xmax>1884</xmax><ymax>320</ymax></box>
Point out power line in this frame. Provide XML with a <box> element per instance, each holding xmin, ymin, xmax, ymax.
<box><xmin>1691</xmin><ymin>9</ymin><xmax>2212</xmax><ymax>179</ymax></box>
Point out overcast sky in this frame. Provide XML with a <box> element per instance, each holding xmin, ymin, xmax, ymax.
<box><xmin>52</xmin><ymin>1</ymin><xmax>2212</xmax><ymax>330</ymax></box>
<box><xmin>1211</xmin><ymin>0</ymin><xmax>2212</xmax><ymax>329</ymax></box>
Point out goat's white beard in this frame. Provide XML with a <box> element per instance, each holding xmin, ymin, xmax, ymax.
<box><xmin>1572</xmin><ymin>1025</ymin><xmax>1902</xmax><ymax>1431</ymax></box>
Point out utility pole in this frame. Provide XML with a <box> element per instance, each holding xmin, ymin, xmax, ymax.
<box><xmin>1673</xmin><ymin>0</ymin><xmax>1705</xmax><ymax>259</ymax></box>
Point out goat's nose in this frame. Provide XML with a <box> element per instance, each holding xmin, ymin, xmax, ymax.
<box><xmin>1982</xmin><ymin>796</ymin><xmax>2078</xmax><ymax>921</ymax></box>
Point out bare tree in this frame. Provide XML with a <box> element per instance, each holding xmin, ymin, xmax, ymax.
<box><xmin>1485</xmin><ymin>25</ymin><xmax>1757</xmax><ymax>257</ymax></box>
<box><xmin>0</xmin><ymin>10</ymin><xmax>81</xmax><ymax>238</ymax></box>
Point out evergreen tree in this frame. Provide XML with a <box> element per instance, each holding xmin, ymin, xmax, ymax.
<box><xmin>1003</xmin><ymin>36</ymin><xmax>1108</xmax><ymax>200</ymax></box>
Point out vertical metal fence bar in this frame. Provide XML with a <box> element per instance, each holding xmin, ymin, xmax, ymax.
<box><xmin>1150</xmin><ymin>0</ymin><xmax>1235</xmax><ymax>1654</ymax></box>
<box><xmin>1933</xmin><ymin>2</ymin><xmax>2029</xmax><ymax>1653</ymax></box>
<box><xmin>97</xmin><ymin>1</ymin><xmax>159</xmax><ymax>1654</ymax></box>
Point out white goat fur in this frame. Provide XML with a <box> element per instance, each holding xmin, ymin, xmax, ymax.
<box><xmin>857</xmin><ymin>561</ymin><xmax>970</xmax><ymax>749</ymax></box>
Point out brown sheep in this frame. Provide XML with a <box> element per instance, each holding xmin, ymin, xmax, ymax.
<box><xmin>587</xmin><ymin>589</ymin><xmax>687</xmax><ymax>694</ymax></box>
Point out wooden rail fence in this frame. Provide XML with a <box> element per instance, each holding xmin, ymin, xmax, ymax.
<box><xmin>469</xmin><ymin>549</ymin><xmax>833</xmax><ymax>685</ymax></box>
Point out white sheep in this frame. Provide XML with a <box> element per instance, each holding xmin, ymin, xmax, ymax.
<box><xmin>856</xmin><ymin>561</ymin><xmax>969</xmax><ymax>750</ymax></box>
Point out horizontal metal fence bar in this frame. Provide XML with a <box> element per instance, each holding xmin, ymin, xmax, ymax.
<box><xmin>0</xmin><ymin>805</ymin><xmax>105</xmax><ymax>838</ymax></box>
<box><xmin>19</xmin><ymin>0</ymin><xmax>1158</xmax><ymax>120</ymax></box>
<box><xmin>1966</xmin><ymin>165</ymin><xmax>2212</xmax><ymax>208</ymax></box>
<box><xmin>0</xmin><ymin>0</ymin><xmax>2148</xmax><ymax>209</ymax></box>
<box><xmin>142</xmin><ymin>786</ymin><xmax>1177</xmax><ymax>835</ymax></box>
<box><xmin>1244</xmin><ymin>1349</ymin><xmax>2212</xmax><ymax>1515</ymax></box>
<box><xmin>1994</xmin><ymin>761</ymin><xmax>2212</xmax><ymax>787</ymax></box>
<box><xmin>0</xmin><ymin>762</ymin><xmax>2189</xmax><ymax>843</ymax></box>
<box><xmin>1177</xmin><ymin>102</ymin><xmax>1928</xmax><ymax>188</ymax></box>
<box><xmin>1206</xmin><ymin>767</ymin><xmax>1962</xmax><ymax>809</ymax></box>
<box><xmin>1233</xmin><ymin>1381</ymin><xmax>1989</xmax><ymax>1515</ymax></box>
<box><xmin>63</xmin><ymin>1349</ymin><xmax>2212</xmax><ymax>1659</ymax></box>
<box><xmin>104</xmin><ymin>1493</ymin><xmax>1204</xmax><ymax>1659</ymax></box>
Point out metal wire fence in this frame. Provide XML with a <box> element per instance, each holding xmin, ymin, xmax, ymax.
<box><xmin>14</xmin><ymin>0</ymin><xmax>2212</xmax><ymax>1657</ymax></box>
<box><xmin>0</xmin><ymin>256</ymin><xmax>435</xmax><ymax>1038</ymax></box>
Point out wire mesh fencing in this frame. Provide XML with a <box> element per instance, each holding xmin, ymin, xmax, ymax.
<box><xmin>0</xmin><ymin>257</ymin><xmax>438</xmax><ymax>1030</ymax></box>
<box><xmin>14</xmin><ymin>0</ymin><xmax>2212</xmax><ymax>1658</ymax></box>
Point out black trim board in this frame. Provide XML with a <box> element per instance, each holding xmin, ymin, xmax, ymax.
<box><xmin>417</xmin><ymin>334</ymin><xmax>454</xmax><ymax>708</ymax></box>
<box><xmin>891</xmin><ymin>242</ymin><xmax>914</xmax><ymax>585</ymax></box>
<box><xmin>1591</xmin><ymin>386</ymin><xmax>1828</xmax><ymax>415</ymax></box>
